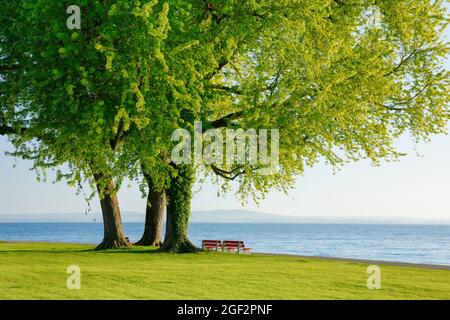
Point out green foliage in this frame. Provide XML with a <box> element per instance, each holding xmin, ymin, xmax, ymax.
<box><xmin>198</xmin><ymin>0</ymin><xmax>450</xmax><ymax>201</ymax></box>
<box><xmin>1</xmin><ymin>0</ymin><xmax>449</xmax><ymax>202</ymax></box>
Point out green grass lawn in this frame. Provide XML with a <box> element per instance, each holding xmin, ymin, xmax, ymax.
<box><xmin>0</xmin><ymin>242</ymin><xmax>449</xmax><ymax>300</ymax></box>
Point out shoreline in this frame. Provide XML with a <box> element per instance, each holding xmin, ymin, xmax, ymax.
<box><xmin>2</xmin><ymin>240</ymin><xmax>450</xmax><ymax>270</ymax></box>
<box><xmin>258</xmin><ymin>253</ymin><xmax>450</xmax><ymax>271</ymax></box>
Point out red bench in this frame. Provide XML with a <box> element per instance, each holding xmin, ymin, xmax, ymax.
<box><xmin>202</xmin><ymin>240</ymin><xmax>223</xmax><ymax>251</ymax></box>
<box><xmin>222</xmin><ymin>240</ymin><xmax>252</xmax><ymax>254</ymax></box>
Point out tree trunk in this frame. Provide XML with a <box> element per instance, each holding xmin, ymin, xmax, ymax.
<box><xmin>161</xmin><ymin>164</ymin><xmax>197</xmax><ymax>253</ymax></box>
<box><xmin>94</xmin><ymin>173</ymin><xmax>130</xmax><ymax>250</ymax></box>
<box><xmin>135</xmin><ymin>175</ymin><xmax>166</xmax><ymax>247</ymax></box>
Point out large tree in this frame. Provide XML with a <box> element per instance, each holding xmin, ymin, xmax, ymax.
<box><xmin>135</xmin><ymin>0</ymin><xmax>450</xmax><ymax>252</ymax></box>
<box><xmin>2</xmin><ymin>1</ymin><xmax>449</xmax><ymax>253</ymax></box>
<box><xmin>0</xmin><ymin>0</ymin><xmax>173</xmax><ymax>249</ymax></box>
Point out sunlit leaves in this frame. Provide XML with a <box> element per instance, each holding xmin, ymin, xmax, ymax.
<box><xmin>1</xmin><ymin>0</ymin><xmax>448</xmax><ymax>202</ymax></box>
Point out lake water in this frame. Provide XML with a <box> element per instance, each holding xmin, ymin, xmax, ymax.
<box><xmin>0</xmin><ymin>223</ymin><xmax>449</xmax><ymax>266</ymax></box>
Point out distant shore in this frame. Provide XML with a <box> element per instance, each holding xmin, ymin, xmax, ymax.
<box><xmin>1</xmin><ymin>210</ymin><xmax>450</xmax><ymax>225</ymax></box>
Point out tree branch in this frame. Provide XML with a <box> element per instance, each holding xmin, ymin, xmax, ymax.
<box><xmin>0</xmin><ymin>64</ymin><xmax>20</xmax><ymax>73</ymax></box>
<box><xmin>210</xmin><ymin>84</ymin><xmax>244</xmax><ymax>95</ymax></box>
<box><xmin>384</xmin><ymin>82</ymin><xmax>432</xmax><ymax>111</ymax></box>
<box><xmin>384</xmin><ymin>50</ymin><xmax>417</xmax><ymax>77</ymax></box>
<box><xmin>211</xmin><ymin>164</ymin><xmax>245</xmax><ymax>181</ymax></box>
<box><xmin>0</xmin><ymin>125</ymin><xmax>27</xmax><ymax>136</ymax></box>
<box><xmin>210</xmin><ymin>110</ymin><xmax>244</xmax><ymax>128</ymax></box>
<box><xmin>109</xmin><ymin>120</ymin><xmax>127</xmax><ymax>151</ymax></box>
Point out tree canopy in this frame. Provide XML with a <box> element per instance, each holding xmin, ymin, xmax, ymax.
<box><xmin>1</xmin><ymin>0</ymin><xmax>449</xmax><ymax>251</ymax></box>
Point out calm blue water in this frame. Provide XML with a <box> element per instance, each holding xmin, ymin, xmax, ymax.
<box><xmin>0</xmin><ymin>223</ymin><xmax>449</xmax><ymax>265</ymax></box>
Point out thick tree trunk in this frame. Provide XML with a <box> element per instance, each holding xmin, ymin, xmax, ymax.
<box><xmin>94</xmin><ymin>173</ymin><xmax>130</xmax><ymax>250</ymax></box>
<box><xmin>135</xmin><ymin>175</ymin><xmax>166</xmax><ymax>247</ymax></box>
<box><xmin>161</xmin><ymin>165</ymin><xmax>197</xmax><ymax>253</ymax></box>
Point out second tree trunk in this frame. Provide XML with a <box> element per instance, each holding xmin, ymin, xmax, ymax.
<box><xmin>135</xmin><ymin>175</ymin><xmax>166</xmax><ymax>247</ymax></box>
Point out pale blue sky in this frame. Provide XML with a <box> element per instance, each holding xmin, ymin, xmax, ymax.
<box><xmin>0</xmin><ymin>22</ymin><xmax>449</xmax><ymax>220</ymax></box>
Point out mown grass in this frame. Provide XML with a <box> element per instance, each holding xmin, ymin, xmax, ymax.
<box><xmin>0</xmin><ymin>242</ymin><xmax>448</xmax><ymax>300</ymax></box>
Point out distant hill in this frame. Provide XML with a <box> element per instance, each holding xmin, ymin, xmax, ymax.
<box><xmin>190</xmin><ymin>210</ymin><xmax>300</xmax><ymax>223</ymax></box>
<box><xmin>190</xmin><ymin>210</ymin><xmax>450</xmax><ymax>224</ymax></box>
<box><xmin>0</xmin><ymin>210</ymin><xmax>295</xmax><ymax>223</ymax></box>
<box><xmin>0</xmin><ymin>210</ymin><xmax>449</xmax><ymax>225</ymax></box>
<box><xmin>0</xmin><ymin>212</ymin><xmax>106</xmax><ymax>223</ymax></box>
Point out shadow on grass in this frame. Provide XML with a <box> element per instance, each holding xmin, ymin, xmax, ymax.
<box><xmin>85</xmin><ymin>248</ymin><xmax>163</xmax><ymax>254</ymax></box>
<box><xmin>0</xmin><ymin>249</ymin><xmax>90</xmax><ymax>254</ymax></box>
<box><xmin>0</xmin><ymin>245</ymin><xmax>161</xmax><ymax>255</ymax></box>
<box><xmin>0</xmin><ymin>243</ymin><xmax>220</xmax><ymax>255</ymax></box>
<box><xmin>0</xmin><ymin>247</ymin><xmax>202</xmax><ymax>255</ymax></box>
<box><xmin>88</xmin><ymin>247</ymin><xmax>203</xmax><ymax>255</ymax></box>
